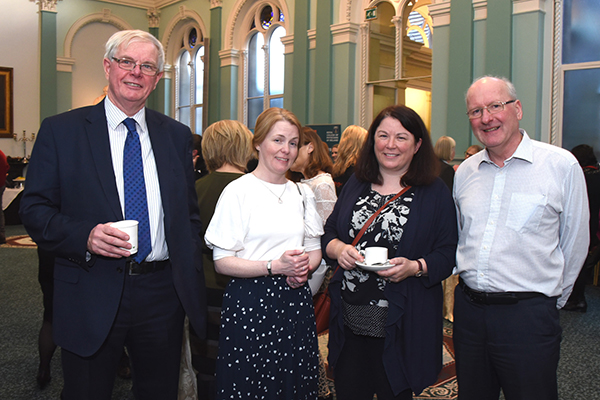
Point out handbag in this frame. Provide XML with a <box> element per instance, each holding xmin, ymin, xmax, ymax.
<box><xmin>313</xmin><ymin>185</ymin><xmax>412</xmax><ymax>334</ymax></box>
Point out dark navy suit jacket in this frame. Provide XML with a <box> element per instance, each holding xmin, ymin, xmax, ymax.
<box><xmin>322</xmin><ymin>174</ymin><xmax>458</xmax><ymax>395</ymax></box>
<box><xmin>20</xmin><ymin>101</ymin><xmax>207</xmax><ymax>357</ymax></box>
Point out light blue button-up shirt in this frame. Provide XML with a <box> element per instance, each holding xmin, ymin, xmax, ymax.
<box><xmin>453</xmin><ymin>130</ymin><xmax>589</xmax><ymax>307</ymax></box>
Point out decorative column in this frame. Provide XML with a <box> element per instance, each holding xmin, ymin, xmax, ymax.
<box><xmin>147</xmin><ymin>7</ymin><xmax>162</xmax><ymax>112</ymax></box>
<box><xmin>208</xmin><ymin>1</ymin><xmax>223</xmax><ymax>125</ymax></box>
<box><xmin>393</xmin><ymin>15</ymin><xmax>403</xmax><ymax>80</ymax></box>
<box><xmin>219</xmin><ymin>49</ymin><xmax>240</xmax><ymax>120</ymax></box>
<box><xmin>33</xmin><ymin>0</ymin><xmax>61</xmax><ymax>121</ymax></box>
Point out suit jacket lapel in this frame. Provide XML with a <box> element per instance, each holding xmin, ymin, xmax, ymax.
<box><xmin>85</xmin><ymin>101</ymin><xmax>123</xmax><ymax>221</ymax></box>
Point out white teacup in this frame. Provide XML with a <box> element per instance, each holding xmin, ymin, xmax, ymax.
<box><xmin>359</xmin><ymin>247</ymin><xmax>388</xmax><ymax>265</ymax></box>
<box><xmin>110</xmin><ymin>220</ymin><xmax>139</xmax><ymax>255</ymax></box>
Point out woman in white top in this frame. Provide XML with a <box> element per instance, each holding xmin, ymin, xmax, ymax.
<box><xmin>205</xmin><ymin>107</ymin><xmax>323</xmax><ymax>400</ymax></box>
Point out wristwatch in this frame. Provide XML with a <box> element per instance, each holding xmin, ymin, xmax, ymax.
<box><xmin>266</xmin><ymin>260</ymin><xmax>273</xmax><ymax>276</ymax></box>
<box><xmin>415</xmin><ymin>259</ymin><xmax>424</xmax><ymax>277</ymax></box>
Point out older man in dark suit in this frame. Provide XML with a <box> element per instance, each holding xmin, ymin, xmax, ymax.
<box><xmin>20</xmin><ymin>30</ymin><xmax>206</xmax><ymax>400</ymax></box>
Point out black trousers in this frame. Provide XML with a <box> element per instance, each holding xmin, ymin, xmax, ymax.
<box><xmin>334</xmin><ymin>327</ymin><xmax>413</xmax><ymax>400</ymax></box>
<box><xmin>453</xmin><ymin>284</ymin><xmax>561</xmax><ymax>400</ymax></box>
<box><xmin>61</xmin><ymin>264</ymin><xmax>185</xmax><ymax>400</ymax></box>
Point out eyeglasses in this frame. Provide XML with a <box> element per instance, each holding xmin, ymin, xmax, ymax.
<box><xmin>112</xmin><ymin>57</ymin><xmax>159</xmax><ymax>76</ymax></box>
<box><xmin>466</xmin><ymin>100</ymin><xmax>516</xmax><ymax>120</ymax></box>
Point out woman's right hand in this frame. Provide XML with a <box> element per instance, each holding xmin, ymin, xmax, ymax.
<box><xmin>327</xmin><ymin>240</ymin><xmax>361</xmax><ymax>270</ymax></box>
<box><xmin>274</xmin><ymin>249</ymin><xmax>310</xmax><ymax>277</ymax></box>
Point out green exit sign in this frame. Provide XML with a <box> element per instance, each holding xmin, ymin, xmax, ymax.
<box><xmin>365</xmin><ymin>7</ymin><xmax>377</xmax><ymax>21</ymax></box>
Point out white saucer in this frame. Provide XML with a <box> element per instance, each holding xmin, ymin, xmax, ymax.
<box><xmin>355</xmin><ymin>260</ymin><xmax>393</xmax><ymax>271</ymax></box>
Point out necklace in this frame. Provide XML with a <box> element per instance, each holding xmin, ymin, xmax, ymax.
<box><xmin>254</xmin><ymin>175</ymin><xmax>287</xmax><ymax>203</ymax></box>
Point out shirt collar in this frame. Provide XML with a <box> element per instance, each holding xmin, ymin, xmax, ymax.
<box><xmin>104</xmin><ymin>96</ymin><xmax>147</xmax><ymax>134</ymax></box>
<box><xmin>479</xmin><ymin>129</ymin><xmax>533</xmax><ymax>167</ymax></box>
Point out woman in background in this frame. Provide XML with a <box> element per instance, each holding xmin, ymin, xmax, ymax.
<box><xmin>290</xmin><ymin>127</ymin><xmax>337</xmax><ymax>294</ymax></box>
<box><xmin>205</xmin><ymin>108</ymin><xmax>323</xmax><ymax>399</ymax></box>
<box><xmin>332</xmin><ymin>125</ymin><xmax>368</xmax><ymax>195</ymax></box>
<box><xmin>189</xmin><ymin>120</ymin><xmax>254</xmax><ymax>399</ymax></box>
<box><xmin>290</xmin><ymin>127</ymin><xmax>337</xmax><ymax>400</ymax></box>
<box><xmin>434</xmin><ymin>135</ymin><xmax>456</xmax><ymax>190</ymax></box>
<box><xmin>322</xmin><ymin>105</ymin><xmax>457</xmax><ymax>400</ymax></box>
<box><xmin>563</xmin><ymin>144</ymin><xmax>600</xmax><ymax>312</ymax></box>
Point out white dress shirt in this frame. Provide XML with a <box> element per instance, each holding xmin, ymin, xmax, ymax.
<box><xmin>453</xmin><ymin>130</ymin><xmax>589</xmax><ymax>307</ymax></box>
<box><xmin>104</xmin><ymin>97</ymin><xmax>168</xmax><ymax>262</ymax></box>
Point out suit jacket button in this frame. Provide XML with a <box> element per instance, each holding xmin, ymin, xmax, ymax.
<box><xmin>117</xmin><ymin>267</ymin><xmax>123</xmax><ymax>273</ymax></box>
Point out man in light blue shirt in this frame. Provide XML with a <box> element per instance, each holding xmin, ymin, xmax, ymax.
<box><xmin>453</xmin><ymin>76</ymin><xmax>589</xmax><ymax>400</ymax></box>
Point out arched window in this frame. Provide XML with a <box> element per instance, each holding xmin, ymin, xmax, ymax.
<box><xmin>559</xmin><ymin>0</ymin><xmax>600</xmax><ymax>157</ymax></box>
<box><xmin>175</xmin><ymin>27</ymin><xmax>206</xmax><ymax>134</ymax></box>
<box><xmin>244</xmin><ymin>4</ymin><xmax>286</xmax><ymax>130</ymax></box>
<box><xmin>364</xmin><ymin>1</ymin><xmax>433</xmax><ymax>128</ymax></box>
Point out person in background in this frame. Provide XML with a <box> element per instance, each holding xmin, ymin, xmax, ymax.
<box><xmin>332</xmin><ymin>125</ymin><xmax>367</xmax><ymax>195</ymax></box>
<box><xmin>36</xmin><ymin>247</ymin><xmax>57</xmax><ymax>389</ymax></box>
<box><xmin>0</xmin><ymin>148</ymin><xmax>8</xmax><ymax>244</ymax></box>
<box><xmin>331</xmin><ymin>144</ymin><xmax>339</xmax><ymax>163</ymax></box>
<box><xmin>433</xmin><ymin>136</ymin><xmax>458</xmax><ymax>321</ymax></box>
<box><xmin>191</xmin><ymin>120</ymin><xmax>254</xmax><ymax>399</ymax></box>
<box><xmin>290</xmin><ymin>127</ymin><xmax>337</xmax><ymax>294</ymax></box>
<box><xmin>290</xmin><ymin>126</ymin><xmax>337</xmax><ymax>400</ymax></box>
<box><xmin>562</xmin><ymin>144</ymin><xmax>600</xmax><ymax>312</ymax></box>
<box><xmin>322</xmin><ymin>105</ymin><xmax>457</xmax><ymax>400</ymax></box>
<box><xmin>205</xmin><ymin>107</ymin><xmax>323</xmax><ymax>399</ymax></box>
<box><xmin>19</xmin><ymin>30</ymin><xmax>207</xmax><ymax>400</ymax></box>
<box><xmin>464</xmin><ymin>144</ymin><xmax>483</xmax><ymax>160</ymax></box>
<box><xmin>192</xmin><ymin>134</ymin><xmax>208</xmax><ymax>181</ymax></box>
<box><xmin>434</xmin><ymin>135</ymin><xmax>456</xmax><ymax>190</ymax></box>
<box><xmin>453</xmin><ymin>76</ymin><xmax>588</xmax><ymax>400</ymax></box>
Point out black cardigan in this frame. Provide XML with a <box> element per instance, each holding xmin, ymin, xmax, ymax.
<box><xmin>321</xmin><ymin>174</ymin><xmax>458</xmax><ymax>395</ymax></box>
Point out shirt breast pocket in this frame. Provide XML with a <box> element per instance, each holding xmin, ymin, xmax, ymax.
<box><xmin>506</xmin><ymin>193</ymin><xmax>547</xmax><ymax>233</ymax></box>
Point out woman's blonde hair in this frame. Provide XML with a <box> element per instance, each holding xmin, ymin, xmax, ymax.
<box><xmin>332</xmin><ymin>125</ymin><xmax>367</xmax><ymax>178</ymax></box>
<box><xmin>434</xmin><ymin>136</ymin><xmax>456</xmax><ymax>162</ymax></box>
<box><xmin>201</xmin><ymin>120</ymin><xmax>254</xmax><ymax>172</ymax></box>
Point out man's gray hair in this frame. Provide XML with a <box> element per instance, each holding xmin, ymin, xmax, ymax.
<box><xmin>465</xmin><ymin>76</ymin><xmax>518</xmax><ymax>103</ymax></box>
<box><xmin>104</xmin><ymin>30</ymin><xmax>165</xmax><ymax>72</ymax></box>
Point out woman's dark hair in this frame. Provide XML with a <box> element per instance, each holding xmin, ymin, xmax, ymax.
<box><xmin>355</xmin><ymin>104</ymin><xmax>439</xmax><ymax>186</ymax></box>
<box><xmin>301</xmin><ymin>127</ymin><xmax>333</xmax><ymax>178</ymax></box>
<box><xmin>571</xmin><ymin>144</ymin><xmax>598</xmax><ymax>168</ymax></box>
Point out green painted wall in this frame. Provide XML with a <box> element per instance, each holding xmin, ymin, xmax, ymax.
<box><xmin>220</xmin><ymin>64</ymin><xmax>238</xmax><ymax>120</ymax></box>
<box><xmin>57</xmin><ymin>71</ymin><xmax>72</xmax><ymax>114</ymax></box>
<box><xmin>311</xmin><ymin>0</ymin><xmax>333</xmax><ymax>124</ymax></box>
<box><xmin>207</xmin><ymin>6</ymin><xmax>222</xmax><ymax>125</ymax></box>
<box><xmin>40</xmin><ymin>11</ymin><xmax>58</xmax><ymax>120</ymax></box>
<box><xmin>331</xmin><ymin>42</ymin><xmax>356</xmax><ymax>128</ymax></box>
<box><xmin>289</xmin><ymin>1</ymin><xmax>310</xmax><ymax>122</ymax></box>
<box><xmin>431</xmin><ymin>24</ymin><xmax>450</xmax><ymax>143</ymax></box>
<box><xmin>485</xmin><ymin>1</ymin><xmax>512</xmax><ymax>78</ymax></box>
<box><xmin>512</xmin><ymin>11</ymin><xmax>545</xmax><ymax>140</ymax></box>
<box><xmin>445</xmin><ymin>0</ymin><xmax>473</xmax><ymax>155</ymax></box>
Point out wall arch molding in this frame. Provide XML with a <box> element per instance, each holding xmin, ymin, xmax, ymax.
<box><xmin>63</xmin><ymin>9</ymin><xmax>132</xmax><ymax>59</ymax></box>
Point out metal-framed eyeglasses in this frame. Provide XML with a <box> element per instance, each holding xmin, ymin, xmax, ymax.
<box><xmin>112</xmin><ymin>57</ymin><xmax>159</xmax><ymax>76</ymax></box>
<box><xmin>466</xmin><ymin>100</ymin><xmax>517</xmax><ymax>120</ymax></box>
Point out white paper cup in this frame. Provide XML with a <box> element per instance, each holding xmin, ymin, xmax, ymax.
<box><xmin>359</xmin><ymin>247</ymin><xmax>388</xmax><ymax>265</ymax></box>
<box><xmin>110</xmin><ymin>220</ymin><xmax>139</xmax><ymax>255</ymax></box>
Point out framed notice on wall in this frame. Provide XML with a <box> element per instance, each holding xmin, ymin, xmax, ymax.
<box><xmin>0</xmin><ymin>67</ymin><xmax>14</xmax><ymax>138</ymax></box>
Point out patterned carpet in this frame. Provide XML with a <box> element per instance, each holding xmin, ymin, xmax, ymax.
<box><xmin>2</xmin><ymin>234</ymin><xmax>37</xmax><ymax>248</ymax></box>
<box><xmin>318</xmin><ymin>326</ymin><xmax>457</xmax><ymax>399</ymax></box>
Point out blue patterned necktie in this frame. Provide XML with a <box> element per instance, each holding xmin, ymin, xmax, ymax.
<box><xmin>122</xmin><ymin>118</ymin><xmax>151</xmax><ymax>263</ymax></box>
